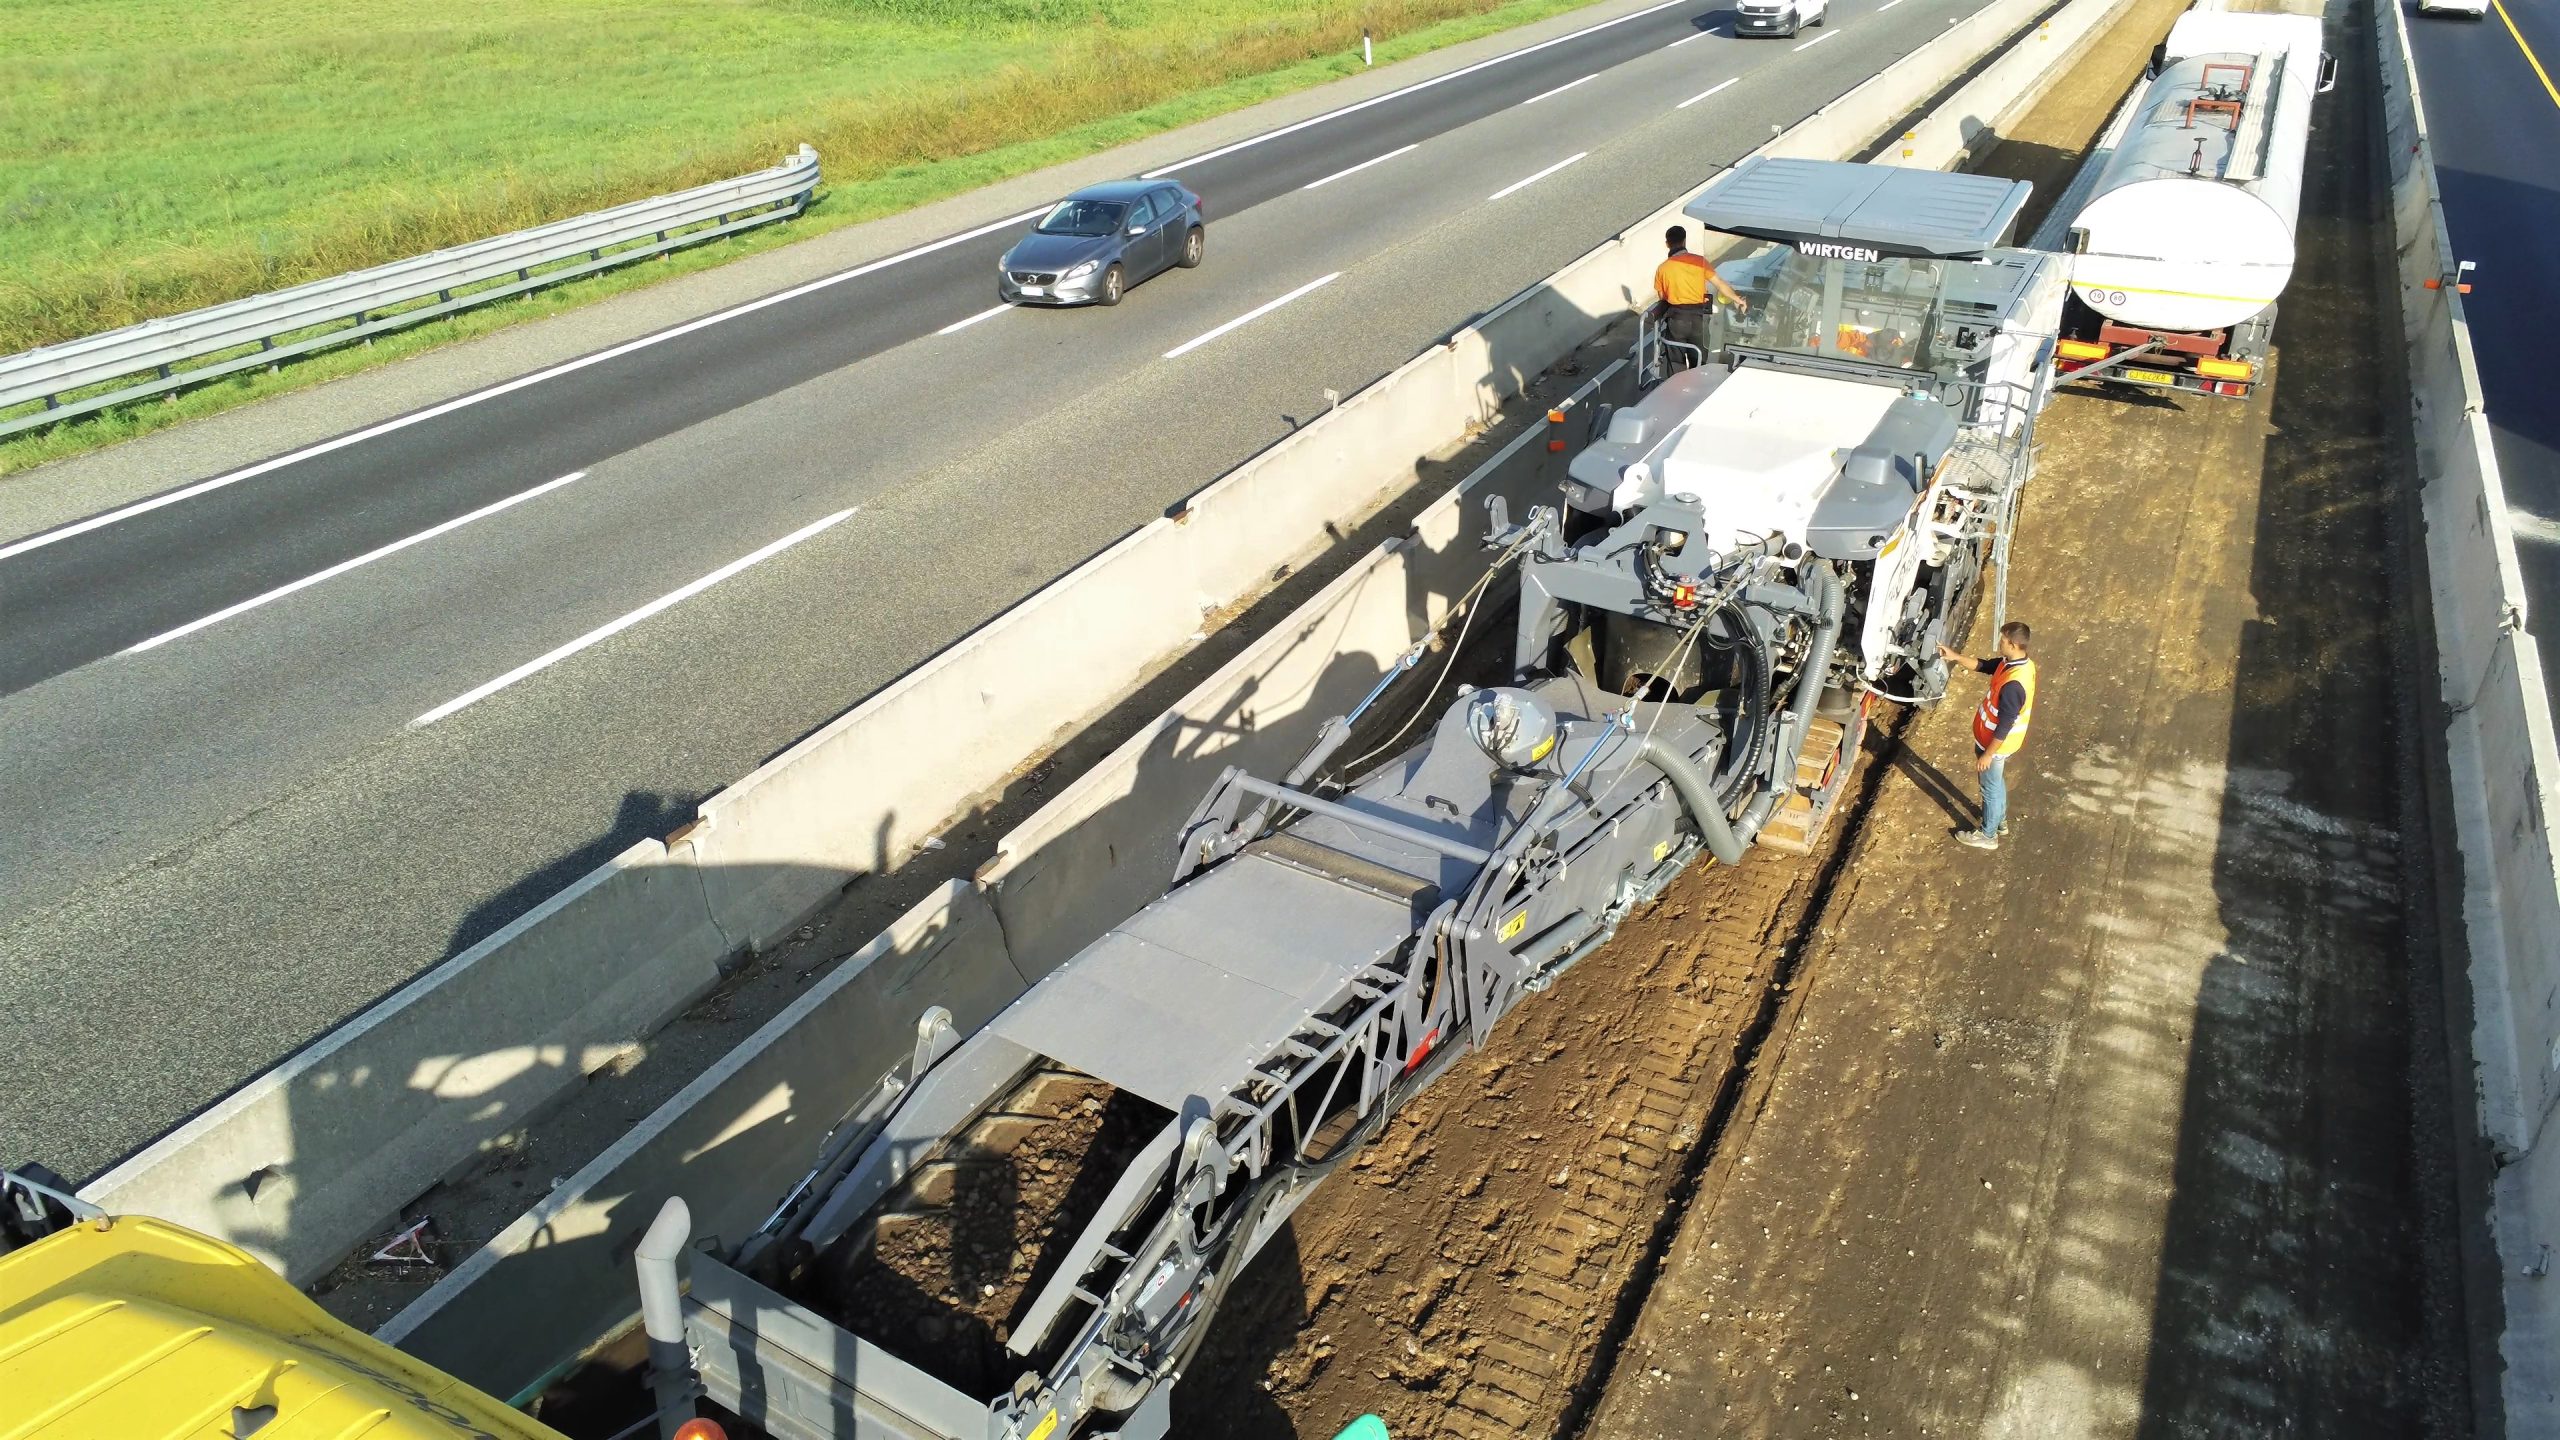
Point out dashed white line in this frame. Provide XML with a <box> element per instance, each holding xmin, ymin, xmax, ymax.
<box><xmin>1141</xmin><ymin>0</ymin><xmax>1689</xmax><ymax>177</ymax></box>
<box><xmin>1525</xmin><ymin>72</ymin><xmax>1599</xmax><ymax>104</ymax></box>
<box><xmin>938</xmin><ymin>304</ymin><xmax>1012</xmax><ymax>335</ymax></box>
<box><xmin>409</xmin><ymin>505</ymin><xmax>858</xmax><ymax>728</ymax></box>
<box><xmin>1488</xmin><ymin>151</ymin><xmax>1589</xmax><ymax>202</ymax></box>
<box><xmin>0</xmin><ymin>213</ymin><xmax>1046</xmax><ymax>565</ymax></box>
<box><xmin>1794</xmin><ymin>29</ymin><xmax>1839</xmax><ymax>50</ymax></box>
<box><xmin>1305</xmin><ymin>143</ymin><xmax>1421</xmax><ymax>190</ymax></box>
<box><xmin>1678</xmin><ymin>76</ymin><xmax>1740</xmax><ymax>108</ymax></box>
<box><xmin>1879</xmin><ymin>0</ymin><xmax>1906</xmax><ymax>10</ymax></box>
<box><xmin>127</xmin><ymin>472</ymin><xmax>585</xmax><ymax>654</ymax></box>
<box><xmin>1668</xmin><ymin>28</ymin><xmax>1714</xmax><ymax>46</ymax></box>
<box><xmin>1163</xmin><ymin>274</ymin><xmax>1343</xmax><ymax>360</ymax></box>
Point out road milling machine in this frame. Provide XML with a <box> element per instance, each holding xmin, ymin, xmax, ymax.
<box><xmin>614</xmin><ymin>158</ymin><xmax>2067</xmax><ymax>1440</ymax></box>
<box><xmin>0</xmin><ymin>163</ymin><xmax>2063</xmax><ymax>1440</ymax></box>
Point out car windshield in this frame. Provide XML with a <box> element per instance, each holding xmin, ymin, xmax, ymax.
<box><xmin>1037</xmin><ymin>200</ymin><xmax>1128</xmax><ymax>237</ymax></box>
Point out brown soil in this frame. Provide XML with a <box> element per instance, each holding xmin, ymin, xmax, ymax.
<box><xmin>1587</xmin><ymin>2</ymin><xmax>2467</xmax><ymax>1436</ymax></box>
<box><xmin>1177</xmin><ymin>3</ymin><xmax>2466</xmax><ymax>1437</ymax></box>
<box><xmin>820</xmin><ymin>1073</ymin><xmax>1171</xmax><ymax>1398</ymax></box>
<box><xmin>1179</xmin><ymin>798</ymin><xmax>1846</xmax><ymax>1439</ymax></box>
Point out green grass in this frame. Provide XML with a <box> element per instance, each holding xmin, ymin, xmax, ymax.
<box><xmin>0</xmin><ymin>0</ymin><xmax>1604</xmax><ymax>477</ymax></box>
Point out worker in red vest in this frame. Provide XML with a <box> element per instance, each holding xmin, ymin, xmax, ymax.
<box><xmin>1654</xmin><ymin>226</ymin><xmax>1747</xmax><ymax>371</ymax></box>
<box><xmin>1937</xmin><ymin>621</ymin><xmax>2037</xmax><ymax>850</ymax></box>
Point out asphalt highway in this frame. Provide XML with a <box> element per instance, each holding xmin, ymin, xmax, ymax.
<box><xmin>2407</xmin><ymin>0</ymin><xmax>2560</xmax><ymax>711</ymax></box>
<box><xmin>0</xmin><ymin>0</ymin><xmax>2015</xmax><ymax>1176</ymax></box>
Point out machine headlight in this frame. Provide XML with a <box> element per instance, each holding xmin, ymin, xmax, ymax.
<box><xmin>1063</xmin><ymin>260</ymin><xmax>1100</xmax><ymax>280</ymax></box>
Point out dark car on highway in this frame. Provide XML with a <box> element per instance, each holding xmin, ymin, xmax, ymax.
<box><xmin>999</xmin><ymin>179</ymin><xmax>1205</xmax><ymax>307</ymax></box>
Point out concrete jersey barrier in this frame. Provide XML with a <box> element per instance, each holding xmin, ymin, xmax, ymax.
<box><xmin>377</xmin><ymin>0</ymin><xmax>2117</xmax><ymax>1400</ymax></box>
<box><xmin>2370</xmin><ymin>0</ymin><xmax>2560</xmax><ymax>1424</ymax></box>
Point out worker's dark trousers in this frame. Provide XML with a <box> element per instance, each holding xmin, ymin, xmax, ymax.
<box><xmin>1663</xmin><ymin>304</ymin><xmax>1710</xmax><ymax>370</ymax></box>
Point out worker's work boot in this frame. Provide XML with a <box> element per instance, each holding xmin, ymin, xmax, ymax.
<box><xmin>1953</xmin><ymin>828</ymin><xmax>1999</xmax><ymax>851</ymax></box>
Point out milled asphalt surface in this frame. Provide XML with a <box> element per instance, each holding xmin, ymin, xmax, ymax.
<box><xmin>2407</xmin><ymin>0</ymin><xmax>2560</xmax><ymax>717</ymax></box>
<box><xmin>0</xmin><ymin>0</ymin><xmax>2017</xmax><ymax>1177</ymax></box>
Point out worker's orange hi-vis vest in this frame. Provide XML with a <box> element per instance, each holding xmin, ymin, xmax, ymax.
<box><xmin>1971</xmin><ymin>658</ymin><xmax>2036</xmax><ymax>757</ymax></box>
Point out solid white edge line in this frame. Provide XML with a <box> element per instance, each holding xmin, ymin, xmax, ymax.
<box><xmin>127</xmin><ymin>472</ymin><xmax>586</xmax><ymax>654</ymax></box>
<box><xmin>1163</xmin><ymin>274</ymin><xmax>1343</xmax><ymax>360</ymax></box>
<box><xmin>1524</xmin><ymin>72</ymin><xmax>1599</xmax><ymax>104</ymax></box>
<box><xmin>1668</xmin><ymin>28</ymin><xmax>1713</xmax><ymax>46</ymax></box>
<box><xmin>1140</xmin><ymin>0</ymin><xmax>1689</xmax><ymax>177</ymax></box>
<box><xmin>0</xmin><ymin>206</ymin><xmax>1047</xmax><ymax>566</ymax></box>
<box><xmin>1677</xmin><ymin>76</ymin><xmax>1740</xmax><ymax>108</ymax></box>
<box><xmin>938</xmin><ymin>303</ymin><xmax>1013</xmax><ymax>334</ymax></box>
<box><xmin>1488</xmin><ymin>151</ymin><xmax>1588</xmax><ymax>202</ymax></box>
<box><xmin>408</xmin><ymin>505</ymin><xmax>858</xmax><ymax>728</ymax></box>
<box><xmin>1794</xmin><ymin>29</ymin><xmax>1839</xmax><ymax>50</ymax></box>
<box><xmin>1304</xmin><ymin>143</ymin><xmax>1423</xmax><ymax>190</ymax></box>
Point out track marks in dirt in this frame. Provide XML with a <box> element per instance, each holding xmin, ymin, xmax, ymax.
<box><xmin>1178</xmin><ymin>817</ymin><xmax>1834</xmax><ymax>1439</ymax></box>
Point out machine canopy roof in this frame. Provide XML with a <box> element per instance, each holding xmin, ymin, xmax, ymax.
<box><xmin>1682</xmin><ymin>157</ymin><xmax>2032</xmax><ymax>260</ymax></box>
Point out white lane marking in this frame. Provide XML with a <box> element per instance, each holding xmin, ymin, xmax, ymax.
<box><xmin>2511</xmin><ymin>509</ymin><xmax>2560</xmax><ymax>546</ymax></box>
<box><xmin>1795</xmin><ymin>29</ymin><xmax>1839</xmax><ymax>50</ymax></box>
<box><xmin>1524</xmin><ymin>72</ymin><xmax>1599</xmax><ymax>104</ymax></box>
<box><xmin>938</xmin><ymin>304</ymin><xmax>1012</xmax><ymax>335</ymax></box>
<box><xmin>409</xmin><ymin>506</ymin><xmax>858</xmax><ymax>728</ymax></box>
<box><xmin>1879</xmin><ymin>0</ymin><xmax>1906</xmax><ymax>9</ymax></box>
<box><xmin>1678</xmin><ymin>76</ymin><xmax>1740</xmax><ymax>108</ymax></box>
<box><xmin>1304</xmin><ymin>143</ymin><xmax>1421</xmax><ymax>190</ymax></box>
<box><xmin>127</xmin><ymin>472</ymin><xmax>585</xmax><ymax>654</ymax></box>
<box><xmin>1488</xmin><ymin>151</ymin><xmax>1588</xmax><ymax>201</ymax></box>
<box><xmin>1141</xmin><ymin>0</ymin><xmax>1688</xmax><ymax>177</ymax></box>
<box><xmin>0</xmin><ymin>210</ymin><xmax>1046</xmax><ymax>566</ymax></box>
<box><xmin>1163</xmin><ymin>274</ymin><xmax>1343</xmax><ymax>360</ymax></box>
<box><xmin>1669</xmin><ymin>28</ymin><xmax>1714</xmax><ymax>46</ymax></box>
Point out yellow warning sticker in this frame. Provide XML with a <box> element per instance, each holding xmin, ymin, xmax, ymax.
<box><xmin>1653</xmin><ymin>840</ymin><xmax>1672</xmax><ymax>863</ymax></box>
<box><xmin>1027</xmin><ymin>1412</ymin><xmax>1060</xmax><ymax>1440</ymax></box>
<box><xmin>1498</xmin><ymin>909</ymin><xmax>1528</xmax><ymax>943</ymax></box>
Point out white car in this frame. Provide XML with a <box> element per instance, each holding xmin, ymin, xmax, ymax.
<box><xmin>2416</xmin><ymin>0</ymin><xmax>2488</xmax><ymax>17</ymax></box>
<box><xmin>1735</xmin><ymin>0</ymin><xmax>1829</xmax><ymax>37</ymax></box>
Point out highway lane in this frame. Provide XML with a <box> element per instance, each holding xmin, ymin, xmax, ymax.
<box><xmin>0</xmin><ymin>0</ymin><xmax>1738</xmax><ymax>696</ymax></box>
<box><xmin>2407</xmin><ymin>0</ymin><xmax>2560</xmax><ymax>711</ymax></box>
<box><xmin>0</xmin><ymin>0</ymin><xmax>2020</xmax><ymax>1175</ymax></box>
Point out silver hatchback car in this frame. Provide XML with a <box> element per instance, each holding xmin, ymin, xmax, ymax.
<box><xmin>999</xmin><ymin>179</ymin><xmax>1206</xmax><ymax>307</ymax></box>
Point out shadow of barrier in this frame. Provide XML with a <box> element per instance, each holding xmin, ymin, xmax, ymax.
<box><xmin>83</xmin><ymin>0</ymin><xmax>2125</xmax><ymax>1384</ymax></box>
<box><xmin>2372</xmin><ymin>0</ymin><xmax>2560</xmax><ymax>1423</ymax></box>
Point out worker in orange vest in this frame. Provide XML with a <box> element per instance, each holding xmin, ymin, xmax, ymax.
<box><xmin>1653</xmin><ymin>226</ymin><xmax>1747</xmax><ymax>372</ymax></box>
<box><xmin>1937</xmin><ymin>621</ymin><xmax>2036</xmax><ymax>850</ymax></box>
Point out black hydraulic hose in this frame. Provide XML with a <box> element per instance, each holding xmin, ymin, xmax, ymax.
<box><xmin>1708</xmin><ymin>606</ymin><xmax>1773</xmax><ymax>808</ymax></box>
<box><xmin>1635</xmin><ymin>736</ymin><xmax>1746</xmax><ymax>865</ymax></box>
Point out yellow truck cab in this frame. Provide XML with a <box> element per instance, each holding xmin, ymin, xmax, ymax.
<box><xmin>0</xmin><ymin>1171</ymin><xmax>564</xmax><ymax>1440</ymax></box>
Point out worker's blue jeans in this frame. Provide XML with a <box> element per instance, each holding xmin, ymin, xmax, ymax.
<box><xmin>1978</xmin><ymin>752</ymin><xmax>2008</xmax><ymax>836</ymax></box>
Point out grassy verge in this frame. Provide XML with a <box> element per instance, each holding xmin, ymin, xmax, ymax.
<box><xmin>0</xmin><ymin>0</ymin><xmax>1606</xmax><ymax>479</ymax></box>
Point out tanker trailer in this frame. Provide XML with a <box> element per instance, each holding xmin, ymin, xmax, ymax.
<box><xmin>2053</xmin><ymin>10</ymin><xmax>2335</xmax><ymax>398</ymax></box>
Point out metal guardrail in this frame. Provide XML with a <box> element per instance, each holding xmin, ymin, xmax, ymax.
<box><xmin>0</xmin><ymin>144</ymin><xmax>820</xmax><ymax>441</ymax></box>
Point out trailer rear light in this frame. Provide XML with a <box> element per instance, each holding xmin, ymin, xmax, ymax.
<box><xmin>2196</xmin><ymin>358</ymin><xmax>2253</xmax><ymax>381</ymax></box>
<box><xmin>2056</xmin><ymin>339</ymin><xmax>2109</xmax><ymax>361</ymax></box>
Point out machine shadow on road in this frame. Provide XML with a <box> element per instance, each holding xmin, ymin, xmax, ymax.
<box><xmin>2132</xmin><ymin>6</ymin><xmax>2465</xmax><ymax>1429</ymax></box>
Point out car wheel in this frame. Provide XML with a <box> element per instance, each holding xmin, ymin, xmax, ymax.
<box><xmin>1098</xmin><ymin>263</ymin><xmax>1125</xmax><ymax>307</ymax></box>
<box><xmin>1179</xmin><ymin>227</ymin><xmax>1205</xmax><ymax>269</ymax></box>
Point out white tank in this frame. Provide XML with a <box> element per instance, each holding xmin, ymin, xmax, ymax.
<box><xmin>2068</xmin><ymin>11</ymin><xmax>2326</xmax><ymax>334</ymax></box>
